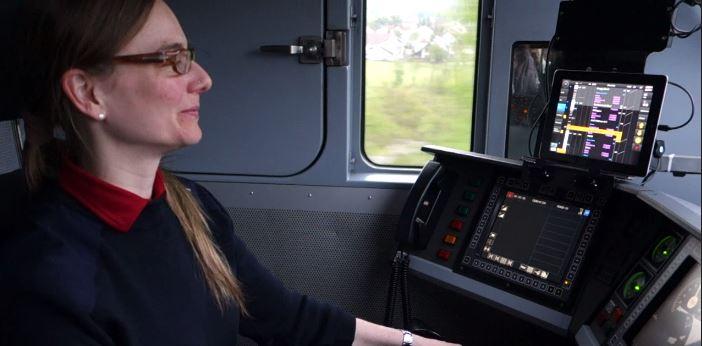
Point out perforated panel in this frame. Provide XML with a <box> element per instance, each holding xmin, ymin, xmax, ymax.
<box><xmin>228</xmin><ymin>208</ymin><xmax>398</xmax><ymax>320</ymax></box>
<box><xmin>0</xmin><ymin>121</ymin><xmax>20</xmax><ymax>174</ymax></box>
<box><xmin>228</xmin><ymin>207</ymin><xmax>570</xmax><ymax>345</ymax></box>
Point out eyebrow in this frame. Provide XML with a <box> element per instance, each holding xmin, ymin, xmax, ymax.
<box><xmin>158</xmin><ymin>42</ymin><xmax>186</xmax><ymax>51</ymax></box>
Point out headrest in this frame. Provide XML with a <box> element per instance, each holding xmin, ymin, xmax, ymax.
<box><xmin>0</xmin><ymin>1</ymin><xmax>24</xmax><ymax>121</ymax></box>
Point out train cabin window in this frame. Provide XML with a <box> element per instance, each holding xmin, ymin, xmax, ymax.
<box><xmin>363</xmin><ymin>0</ymin><xmax>480</xmax><ymax>167</ymax></box>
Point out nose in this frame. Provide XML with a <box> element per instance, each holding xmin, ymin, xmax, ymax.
<box><xmin>189</xmin><ymin>62</ymin><xmax>213</xmax><ymax>94</ymax></box>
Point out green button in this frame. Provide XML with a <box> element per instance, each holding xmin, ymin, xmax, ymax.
<box><xmin>456</xmin><ymin>205</ymin><xmax>470</xmax><ymax>216</ymax></box>
<box><xmin>463</xmin><ymin>191</ymin><xmax>476</xmax><ymax>201</ymax></box>
<box><xmin>469</xmin><ymin>177</ymin><xmax>484</xmax><ymax>187</ymax></box>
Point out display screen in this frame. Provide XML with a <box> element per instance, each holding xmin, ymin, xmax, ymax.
<box><xmin>633</xmin><ymin>263</ymin><xmax>701</xmax><ymax>346</ymax></box>
<box><xmin>481</xmin><ymin>191</ymin><xmax>590</xmax><ymax>284</ymax></box>
<box><xmin>548</xmin><ymin>80</ymin><xmax>656</xmax><ymax>166</ymax></box>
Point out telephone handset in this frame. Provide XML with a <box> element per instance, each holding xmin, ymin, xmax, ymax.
<box><xmin>396</xmin><ymin>160</ymin><xmax>451</xmax><ymax>250</ymax></box>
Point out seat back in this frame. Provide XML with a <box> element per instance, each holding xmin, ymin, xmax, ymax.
<box><xmin>0</xmin><ymin>119</ymin><xmax>26</xmax><ymax>238</ymax></box>
<box><xmin>0</xmin><ymin>120</ymin><xmax>21</xmax><ymax>175</ymax></box>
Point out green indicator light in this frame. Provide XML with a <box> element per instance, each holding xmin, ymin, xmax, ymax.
<box><xmin>663</xmin><ymin>250</ymin><xmax>669</xmax><ymax>256</ymax></box>
<box><xmin>634</xmin><ymin>285</ymin><xmax>641</xmax><ymax>291</ymax></box>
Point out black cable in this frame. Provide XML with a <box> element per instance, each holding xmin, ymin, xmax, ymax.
<box><xmin>528</xmin><ymin>36</ymin><xmax>556</xmax><ymax>157</ymax></box>
<box><xmin>383</xmin><ymin>250</ymin><xmax>402</xmax><ymax>326</ymax></box>
<box><xmin>528</xmin><ymin>100</ymin><xmax>549</xmax><ymax>157</ymax></box>
<box><xmin>658</xmin><ymin>81</ymin><xmax>695</xmax><ymax>131</ymax></box>
<box><xmin>640</xmin><ymin>169</ymin><xmax>657</xmax><ymax>186</ymax></box>
<box><xmin>400</xmin><ymin>253</ymin><xmax>412</xmax><ymax>330</ymax></box>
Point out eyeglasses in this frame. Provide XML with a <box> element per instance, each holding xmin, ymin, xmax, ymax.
<box><xmin>113</xmin><ymin>47</ymin><xmax>195</xmax><ymax>75</ymax></box>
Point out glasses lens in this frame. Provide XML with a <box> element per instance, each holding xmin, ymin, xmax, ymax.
<box><xmin>174</xmin><ymin>49</ymin><xmax>192</xmax><ymax>74</ymax></box>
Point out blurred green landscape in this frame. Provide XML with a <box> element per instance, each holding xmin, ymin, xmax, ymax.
<box><xmin>365</xmin><ymin>60</ymin><xmax>475</xmax><ymax>166</ymax></box>
<box><xmin>364</xmin><ymin>0</ymin><xmax>478</xmax><ymax>167</ymax></box>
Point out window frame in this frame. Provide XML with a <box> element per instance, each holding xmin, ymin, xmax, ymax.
<box><xmin>352</xmin><ymin>0</ymin><xmax>491</xmax><ymax>176</ymax></box>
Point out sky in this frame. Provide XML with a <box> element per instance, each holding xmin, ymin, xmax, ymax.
<box><xmin>367</xmin><ymin>0</ymin><xmax>458</xmax><ymax>21</ymax></box>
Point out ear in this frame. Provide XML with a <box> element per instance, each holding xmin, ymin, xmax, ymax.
<box><xmin>60</xmin><ymin>69</ymin><xmax>104</xmax><ymax>121</ymax></box>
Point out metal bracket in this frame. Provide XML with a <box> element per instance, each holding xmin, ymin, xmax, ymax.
<box><xmin>259</xmin><ymin>30</ymin><xmax>348</xmax><ymax>66</ymax></box>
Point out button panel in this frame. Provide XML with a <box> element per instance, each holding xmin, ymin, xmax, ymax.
<box><xmin>420</xmin><ymin>174</ymin><xmax>489</xmax><ymax>267</ymax></box>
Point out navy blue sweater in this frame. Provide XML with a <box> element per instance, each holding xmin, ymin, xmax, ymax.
<box><xmin>0</xmin><ymin>179</ymin><xmax>355</xmax><ymax>345</ymax></box>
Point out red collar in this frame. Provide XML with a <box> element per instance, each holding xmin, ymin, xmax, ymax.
<box><xmin>58</xmin><ymin>159</ymin><xmax>167</xmax><ymax>232</ymax></box>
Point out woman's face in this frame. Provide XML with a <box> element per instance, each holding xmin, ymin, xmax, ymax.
<box><xmin>94</xmin><ymin>0</ymin><xmax>212</xmax><ymax>154</ymax></box>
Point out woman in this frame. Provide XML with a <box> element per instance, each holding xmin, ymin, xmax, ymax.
<box><xmin>0</xmin><ymin>1</ymin><xmax>457</xmax><ymax>345</ymax></box>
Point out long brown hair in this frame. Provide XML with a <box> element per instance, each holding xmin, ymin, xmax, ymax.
<box><xmin>16</xmin><ymin>0</ymin><xmax>246</xmax><ymax>314</ymax></box>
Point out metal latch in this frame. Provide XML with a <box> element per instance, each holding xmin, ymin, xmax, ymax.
<box><xmin>259</xmin><ymin>30</ymin><xmax>348</xmax><ymax>66</ymax></box>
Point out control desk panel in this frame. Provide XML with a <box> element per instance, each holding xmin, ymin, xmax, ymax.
<box><xmin>397</xmin><ymin>146</ymin><xmax>700</xmax><ymax>341</ymax></box>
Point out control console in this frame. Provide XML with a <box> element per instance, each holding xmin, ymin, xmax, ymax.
<box><xmin>397</xmin><ymin>145</ymin><xmax>700</xmax><ymax>339</ymax></box>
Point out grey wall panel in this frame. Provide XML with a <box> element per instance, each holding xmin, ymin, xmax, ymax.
<box><xmin>642</xmin><ymin>5</ymin><xmax>701</xmax><ymax>205</ymax></box>
<box><xmin>166</xmin><ymin>0</ymin><xmax>325</xmax><ymax>176</ymax></box>
<box><xmin>228</xmin><ymin>207</ymin><xmax>398</xmax><ymax>321</ymax></box>
<box><xmin>198</xmin><ymin>181</ymin><xmax>408</xmax><ymax>215</ymax></box>
<box><xmin>0</xmin><ymin>121</ymin><xmax>20</xmax><ymax>174</ymax></box>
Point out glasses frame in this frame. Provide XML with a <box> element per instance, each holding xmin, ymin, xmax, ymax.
<box><xmin>113</xmin><ymin>47</ymin><xmax>195</xmax><ymax>75</ymax></box>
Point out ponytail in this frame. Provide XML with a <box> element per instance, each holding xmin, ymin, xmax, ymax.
<box><xmin>162</xmin><ymin>172</ymin><xmax>248</xmax><ymax>314</ymax></box>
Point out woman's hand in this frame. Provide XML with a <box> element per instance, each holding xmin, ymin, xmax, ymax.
<box><xmin>353</xmin><ymin>318</ymin><xmax>461</xmax><ymax>346</ymax></box>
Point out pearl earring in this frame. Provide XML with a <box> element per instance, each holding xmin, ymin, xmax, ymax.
<box><xmin>98</xmin><ymin>113</ymin><xmax>106</xmax><ymax>121</ymax></box>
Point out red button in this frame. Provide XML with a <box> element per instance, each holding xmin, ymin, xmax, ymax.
<box><xmin>443</xmin><ymin>234</ymin><xmax>458</xmax><ymax>246</ymax></box>
<box><xmin>612</xmin><ymin>307</ymin><xmax>624</xmax><ymax>323</ymax></box>
<box><xmin>450</xmin><ymin>219</ymin><xmax>464</xmax><ymax>231</ymax></box>
<box><xmin>437</xmin><ymin>249</ymin><xmax>451</xmax><ymax>261</ymax></box>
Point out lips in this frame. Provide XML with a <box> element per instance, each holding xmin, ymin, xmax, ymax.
<box><xmin>180</xmin><ymin>106</ymin><xmax>200</xmax><ymax>118</ymax></box>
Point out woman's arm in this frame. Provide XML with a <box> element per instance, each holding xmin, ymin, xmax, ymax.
<box><xmin>353</xmin><ymin>318</ymin><xmax>460</xmax><ymax>346</ymax></box>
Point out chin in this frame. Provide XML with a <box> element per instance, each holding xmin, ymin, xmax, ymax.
<box><xmin>181</xmin><ymin>128</ymin><xmax>203</xmax><ymax>146</ymax></box>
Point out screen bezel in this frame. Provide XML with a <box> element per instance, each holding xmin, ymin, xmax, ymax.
<box><xmin>480</xmin><ymin>189</ymin><xmax>589</xmax><ymax>286</ymax></box>
<box><xmin>538</xmin><ymin>70</ymin><xmax>668</xmax><ymax>177</ymax></box>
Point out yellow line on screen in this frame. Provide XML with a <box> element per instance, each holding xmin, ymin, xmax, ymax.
<box><xmin>565</xmin><ymin>125</ymin><xmax>623</xmax><ymax>142</ymax></box>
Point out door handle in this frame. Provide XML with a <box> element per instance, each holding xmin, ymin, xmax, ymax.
<box><xmin>259</xmin><ymin>45</ymin><xmax>305</xmax><ymax>55</ymax></box>
<box><xmin>258</xmin><ymin>32</ymin><xmax>348</xmax><ymax>66</ymax></box>
<box><xmin>259</xmin><ymin>36</ymin><xmax>322</xmax><ymax>64</ymax></box>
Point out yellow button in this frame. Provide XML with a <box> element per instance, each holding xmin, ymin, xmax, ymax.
<box><xmin>443</xmin><ymin>234</ymin><xmax>458</xmax><ymax>246</ymax></box>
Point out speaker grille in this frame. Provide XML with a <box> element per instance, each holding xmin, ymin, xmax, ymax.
<box><xmin>228</xmin><ymin>208</ymin><xmax>398</xmax><ymax>321</ymax></box>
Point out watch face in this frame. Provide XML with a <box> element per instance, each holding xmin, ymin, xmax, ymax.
<box><xmin>402</xmin><ymin>331</ymin><xmax>414</xmax><ymax>345</ymax></box>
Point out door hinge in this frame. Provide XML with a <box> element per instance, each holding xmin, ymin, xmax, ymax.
<box><xmin>259</xmin><ymin>30</ymin><xmax>348</xmax><ymax>66</ymax></box>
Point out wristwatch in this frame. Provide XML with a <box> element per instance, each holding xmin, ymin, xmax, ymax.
<box><xmin>401</xmin><ymin>330</ymin><xmax>414</xmax><ymax>346</ymax></box>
